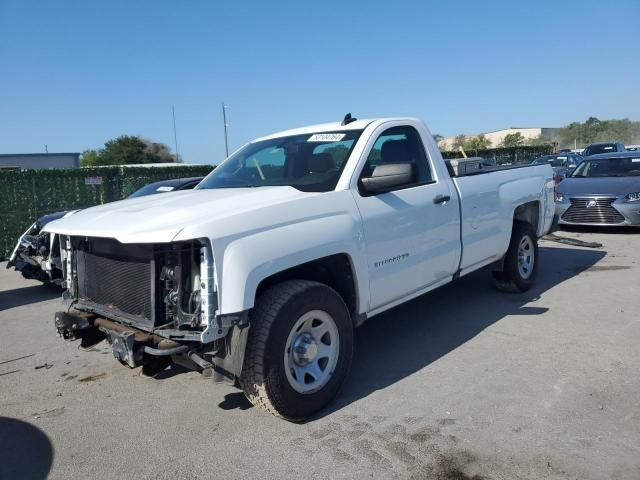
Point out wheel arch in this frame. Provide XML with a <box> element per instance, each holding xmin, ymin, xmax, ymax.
<box><xmin>513</xmin><ymin>200</ymin><xmax>541</xmax><ymax>233</ymax></box>
<box><xmin>254</xmin><ymin>253</ymin><xmax>362</xmax><ymax>326</ymax></box>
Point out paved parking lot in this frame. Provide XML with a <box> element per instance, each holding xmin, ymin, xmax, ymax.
<box><xmin>1</xmin><ymin>228</ymin><xmax>639</xmax><ymax>480</ymax></box>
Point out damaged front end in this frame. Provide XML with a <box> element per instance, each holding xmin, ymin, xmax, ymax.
<box><xmin>55</xmin><ymin>236</ymin><xmax>249</xmax><ymax>381</ymax></box>
<box><xmin>7</xmin><ymin>212</ymin><xmax>68</xmax><ymax>284</ymax></box>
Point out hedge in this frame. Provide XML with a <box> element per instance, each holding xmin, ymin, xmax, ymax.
<box><xmin>440</xmin><ymin>145</ymin><xmax>555</xmax><ymax>165</ymax></box>
<box><xmin>0</xmin><ymin>165</ymin><xmax>214</xmax><ymax>261</ymax></box>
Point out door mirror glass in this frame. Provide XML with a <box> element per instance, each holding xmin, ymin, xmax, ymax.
<box><xmin>360</xmin><ymin>163</ymin><xmax>416</xmax><ymax>194</ymax></box>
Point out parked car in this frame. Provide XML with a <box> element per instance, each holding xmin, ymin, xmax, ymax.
<box><xmin>582</xmin><ymin>142</ymin><xmax>625</xmax><ymax>157</ymax></box>
<box><xmin>555</xmin><ymin>151</ymin><xmax>640</xmax><ymax>226</ymax></box>
<box><xmin>6</xmin><ymin>176</ymin><xmax>203</xmax><ymax>284</ymax></box>
<box><xmin>45</xmin><ymin>116</ymin><xmax>555</xmax><ymax>420</ymax></box>
<box><xmin>531</xmin><ymin>153</ymin><xmax>582</xmax><ymax>182</ymax></box>
<box><xmin>126</xmin><ymin>176</ymin><xmax>203</xmax><ymax>198</ymax></box>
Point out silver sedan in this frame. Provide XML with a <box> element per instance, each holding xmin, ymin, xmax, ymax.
<box><xmin>555</xmin><ymin>152</ymin><xmax>640</xmax><ymax>227</ymax></box>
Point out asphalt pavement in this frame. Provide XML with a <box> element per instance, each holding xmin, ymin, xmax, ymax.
<box><xmin>1</xmin><ymin>228</ymin><xmax>639</xmax><ymax>480</ymax></box>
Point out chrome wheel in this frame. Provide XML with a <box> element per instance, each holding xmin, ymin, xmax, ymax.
<box><xmin>284</xmin><ymin>310</ymin><xmax>339</xmax><ymax>394</ymax></box>
<box><xmin>517</xmin><ymin>235</ymin><xmax>535</xmax><ymax>279</ymax></box>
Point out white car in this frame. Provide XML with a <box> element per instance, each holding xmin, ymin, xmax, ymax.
<box><xmin>45</xmin><ymin>116</ymin><xmax>555</xmax><ymax>420</ymax></box>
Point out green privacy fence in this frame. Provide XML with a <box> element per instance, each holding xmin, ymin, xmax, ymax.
<box><xmin>441</xmin><ymin>145</ymin><xmax>555</xmax><ymax>165</ymax></box>
<box><xmin>0</xmin><ymin>165</ymin><xmax>214</xmax><ymax>260</ymax></box>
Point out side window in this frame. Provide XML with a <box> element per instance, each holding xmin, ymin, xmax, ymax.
<box><xmin>360</xmin><ymin>126</ymin><xmax>432</xmax><ymax>185</ymax></box>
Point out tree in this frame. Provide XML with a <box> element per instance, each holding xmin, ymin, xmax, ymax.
<box><xmin>501</xmin><ymin>132</ymin><xmax>525</xmax><ymax>148</ymax></box>
<box><xmin>432</xmin><ymin>134</ymin><xmax>444</xmax><ymax>143</ymax></box>
<box><xmin>556</xmin><ymin>117</ymin><xmax>640</xmax><ymax>148</ymax></box>
<box><xmin>142</xmin><ymin>139</ymin><xmax>182</xmax><ymax>163</ymax></box>
<box><xmin>80</xmin><ymin>135</ymin><xmax>179</xmax><ymax>166</ymax></box>
<box><xmin>452</xmin><ymin>135</ymin><xmax>467</xmax><ymax>149</ymax></box>
<box><xmin>464</xmin><ymin>134</ymin><xmax>491</xmax><ymax>151</ymax></box>
<box><xmin>80</xmin><ymin>149</ymin><xmax>101</xmax><ymax>167</ymax></box>
<box><xmin>99</xmin><ymin>135</ymin><xmax>150</xmax><ymax>165</ymax></box>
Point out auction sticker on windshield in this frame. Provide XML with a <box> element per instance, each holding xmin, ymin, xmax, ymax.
<box><xmin>308</xmin><ymin>133</ymin><xmax>346</xmax><ymax>142</ymax></box>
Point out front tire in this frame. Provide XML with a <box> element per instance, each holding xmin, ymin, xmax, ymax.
<box><xmin>493</xmin><ymin>222</ymin><xmax>538</xmax><ymax>293</ymax></box>
<box><xmin>239</xmin><ymin>280</ymin><xmax>354</xmax><ymax>420</ymax></box>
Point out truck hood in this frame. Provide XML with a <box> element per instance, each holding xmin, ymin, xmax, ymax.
<box><xmin>557</xmin><ymin>177</ymin><xmax>640</xmax><ymax>197</ymax></box>
<box><xmin>43</xmin><ymin>187</ymin><xmax>319</xmax><ymax>243</ymax></box>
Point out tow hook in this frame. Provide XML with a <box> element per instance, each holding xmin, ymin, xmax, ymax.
<box><xmin>110</xmin><ymin>330</ymin><xmax>143</xmax><ymax>368</ymax></box>
<box><xmin>54</xmin><ymin>311</ymin><xmax>105</xmax><ymax>348</ymax></box>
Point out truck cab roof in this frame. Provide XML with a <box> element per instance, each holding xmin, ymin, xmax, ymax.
<box><xmin>253</xmin><ymin>117</ymin><xmax>421</xmax><ymax>142</ymax></box>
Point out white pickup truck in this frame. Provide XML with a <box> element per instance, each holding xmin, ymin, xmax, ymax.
<box><xmin>45</xmin><ymin>116</ymin><xmax>555</xmax><ymax>420</ymax></box>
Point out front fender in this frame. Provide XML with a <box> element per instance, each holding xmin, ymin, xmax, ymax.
<box><xmin>216</xmin><ymin>213</ymin><xmax>368</xmax><ymax>315</ymax></box>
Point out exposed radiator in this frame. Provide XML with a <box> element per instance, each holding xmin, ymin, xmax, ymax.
<box><xmin>76</xmin><ymin>250</ymin><xmax>153</xmax><ymax>326</ymax></box>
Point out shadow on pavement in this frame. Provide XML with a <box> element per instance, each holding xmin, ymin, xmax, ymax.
<box><xmin>0</xmin><ymin>283</ymin><xmax>61</xmax><ymax>311</ymax></box>
<box><xmin>218</xmin><ymin>391</ymin><xmax>253</xmax><ymax>411</ymax></box>
<box><xmin>317</xmin><ymin>245</ymin><xmax>606</xmax><ymax>419</ymax></box>
<box><xmin>0</xmin><ymin>417</ymin><xmax>53</xmax><ymax>480</ymax></box>
<box><xmin>558</xmin><ymin>225</ymin><xmax>640</xmax><ymax>235</ymax></box>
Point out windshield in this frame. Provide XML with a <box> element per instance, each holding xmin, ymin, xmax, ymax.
<box><xmin>570</xmin><ymin>157</ymin><xmax>640</xmax><ymax>178</ymax></box>
<box><xmin>197</xmin><ymin>130</ymin><xmax>363</xmax><ymax>192</ymax></box>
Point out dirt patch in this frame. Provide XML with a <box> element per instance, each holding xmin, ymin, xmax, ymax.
<box><xmin>78</xmin><ymin>372</ymin><xmax>107</xmax><ymax>383</ymax></box>
<box><xmin>543</xmin><ymin>234</ymin><xmax>603</xmax><ymax>249</ymax></box>
<box><xmin>433</xmin><ymin>451</ymin><xmax>485</xmax><ymax>480</ymax></box>
<box><xmin>33</xmin><ymin>407</ymin><xmax>65</xmax><ymax>419</ymax></box>
<box><xmin>0</xmin><ymin>354</ymin><xmax>34</xmax><ymax>365</ymax></box>
<box><xmin>573</xmin><ymin>265</ymin><xmax>630</xmax><ymax>272</ymax></box>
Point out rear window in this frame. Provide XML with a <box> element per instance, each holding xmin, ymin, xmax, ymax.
<box><xmin>584</xmin><ymin>144</ymin><xmax>615</xmax><ymax>156</ymax></box>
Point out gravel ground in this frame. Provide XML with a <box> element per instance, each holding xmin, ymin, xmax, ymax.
<box><xmin>1</xmin><ymin>228</ymin><xmax>639</xmax><ymax>480</ymax></box>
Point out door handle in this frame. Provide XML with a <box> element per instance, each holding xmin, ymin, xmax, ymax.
<box><xmin>433</xmin><ymin>194</ymin><xmax>450</xmax><ymax>205</ymax></box>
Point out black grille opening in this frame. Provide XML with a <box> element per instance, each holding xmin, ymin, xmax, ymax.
<box><xmin>561</xmin><ymin>197</ymin><xmax>625</xmax><ymax>224</ymax></box>
<box><xmin>75</xmin><ymin>239</ymin><xmax>156</xmax><ymax>327</ymax></box>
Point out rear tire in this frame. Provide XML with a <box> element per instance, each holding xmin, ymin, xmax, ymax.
<box><xmin>493</xmin><ymin>222</ymin><xmax>538</xmax><ymax>293</ymax></box>
<box><xmin>240</xmin><ymin>280</ymin><xmax>353</xmax><ymax>421</ymax></box>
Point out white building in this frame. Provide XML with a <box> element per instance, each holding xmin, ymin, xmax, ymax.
<box><xmin>0</xmin><ymin>153</ymin><xmax>80</xmax><ymax>170</ymax></box>
<box><xmin>438</xmin><ymin>127</ymin><xmax>558</xmax><ymax>150</ymax></box>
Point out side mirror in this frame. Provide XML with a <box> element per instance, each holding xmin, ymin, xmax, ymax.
<box><xmin>360</xmin><ymin>163</ymin><xmax>416</xmax><ymax>194</ymax></box>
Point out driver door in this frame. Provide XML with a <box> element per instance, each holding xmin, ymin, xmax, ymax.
<box><xmin>353</xmin><ymin>125</ymin><xmax>460</xmax><ymax>310</ymax></box>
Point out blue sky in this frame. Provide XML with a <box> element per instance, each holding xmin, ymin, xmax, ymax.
<box><xmin>1</xmin><ymin>0</ymin><xmax>639</xmax><ymax>164</ymax></box>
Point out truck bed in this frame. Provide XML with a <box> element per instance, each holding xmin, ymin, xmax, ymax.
<box><xmin>445</xmin><ymin>156</ymin><xmax>536</xmax><ymax>177</ymax></box>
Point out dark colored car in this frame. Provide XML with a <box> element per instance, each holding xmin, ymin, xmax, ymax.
<box><xmin>555</xmin><ymin>151</ymin><xmax>640</xmax><ymax>227</ymax></box>
<box><xmin>7</xmin><ymin>177</ymin><xmax>203</xmax><ymax>283</ymax></box>
<box><xmin>582</xmin><ymin>142</ymin><xmax>626</xmax><ymax>157</ymax></box>
<box><xmin>126</xmin><ymin>176</ymin><xmax>203</xmax><ymax>198</ymax></box>
<box><xmin>531</xmin><ymin>153</ymin><xmax>582</xmax><ymax>182</ymax></box>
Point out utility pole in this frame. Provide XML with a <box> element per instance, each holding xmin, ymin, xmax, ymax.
<box><xmin>172</xmin><ymin>105</ymin><xmax>180</xmax><ymax>162</ymax></box>
<box><xmin>221</xmin><ymin>102</ymin><xmax>229</xmax><ymax>158</ymax></box>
